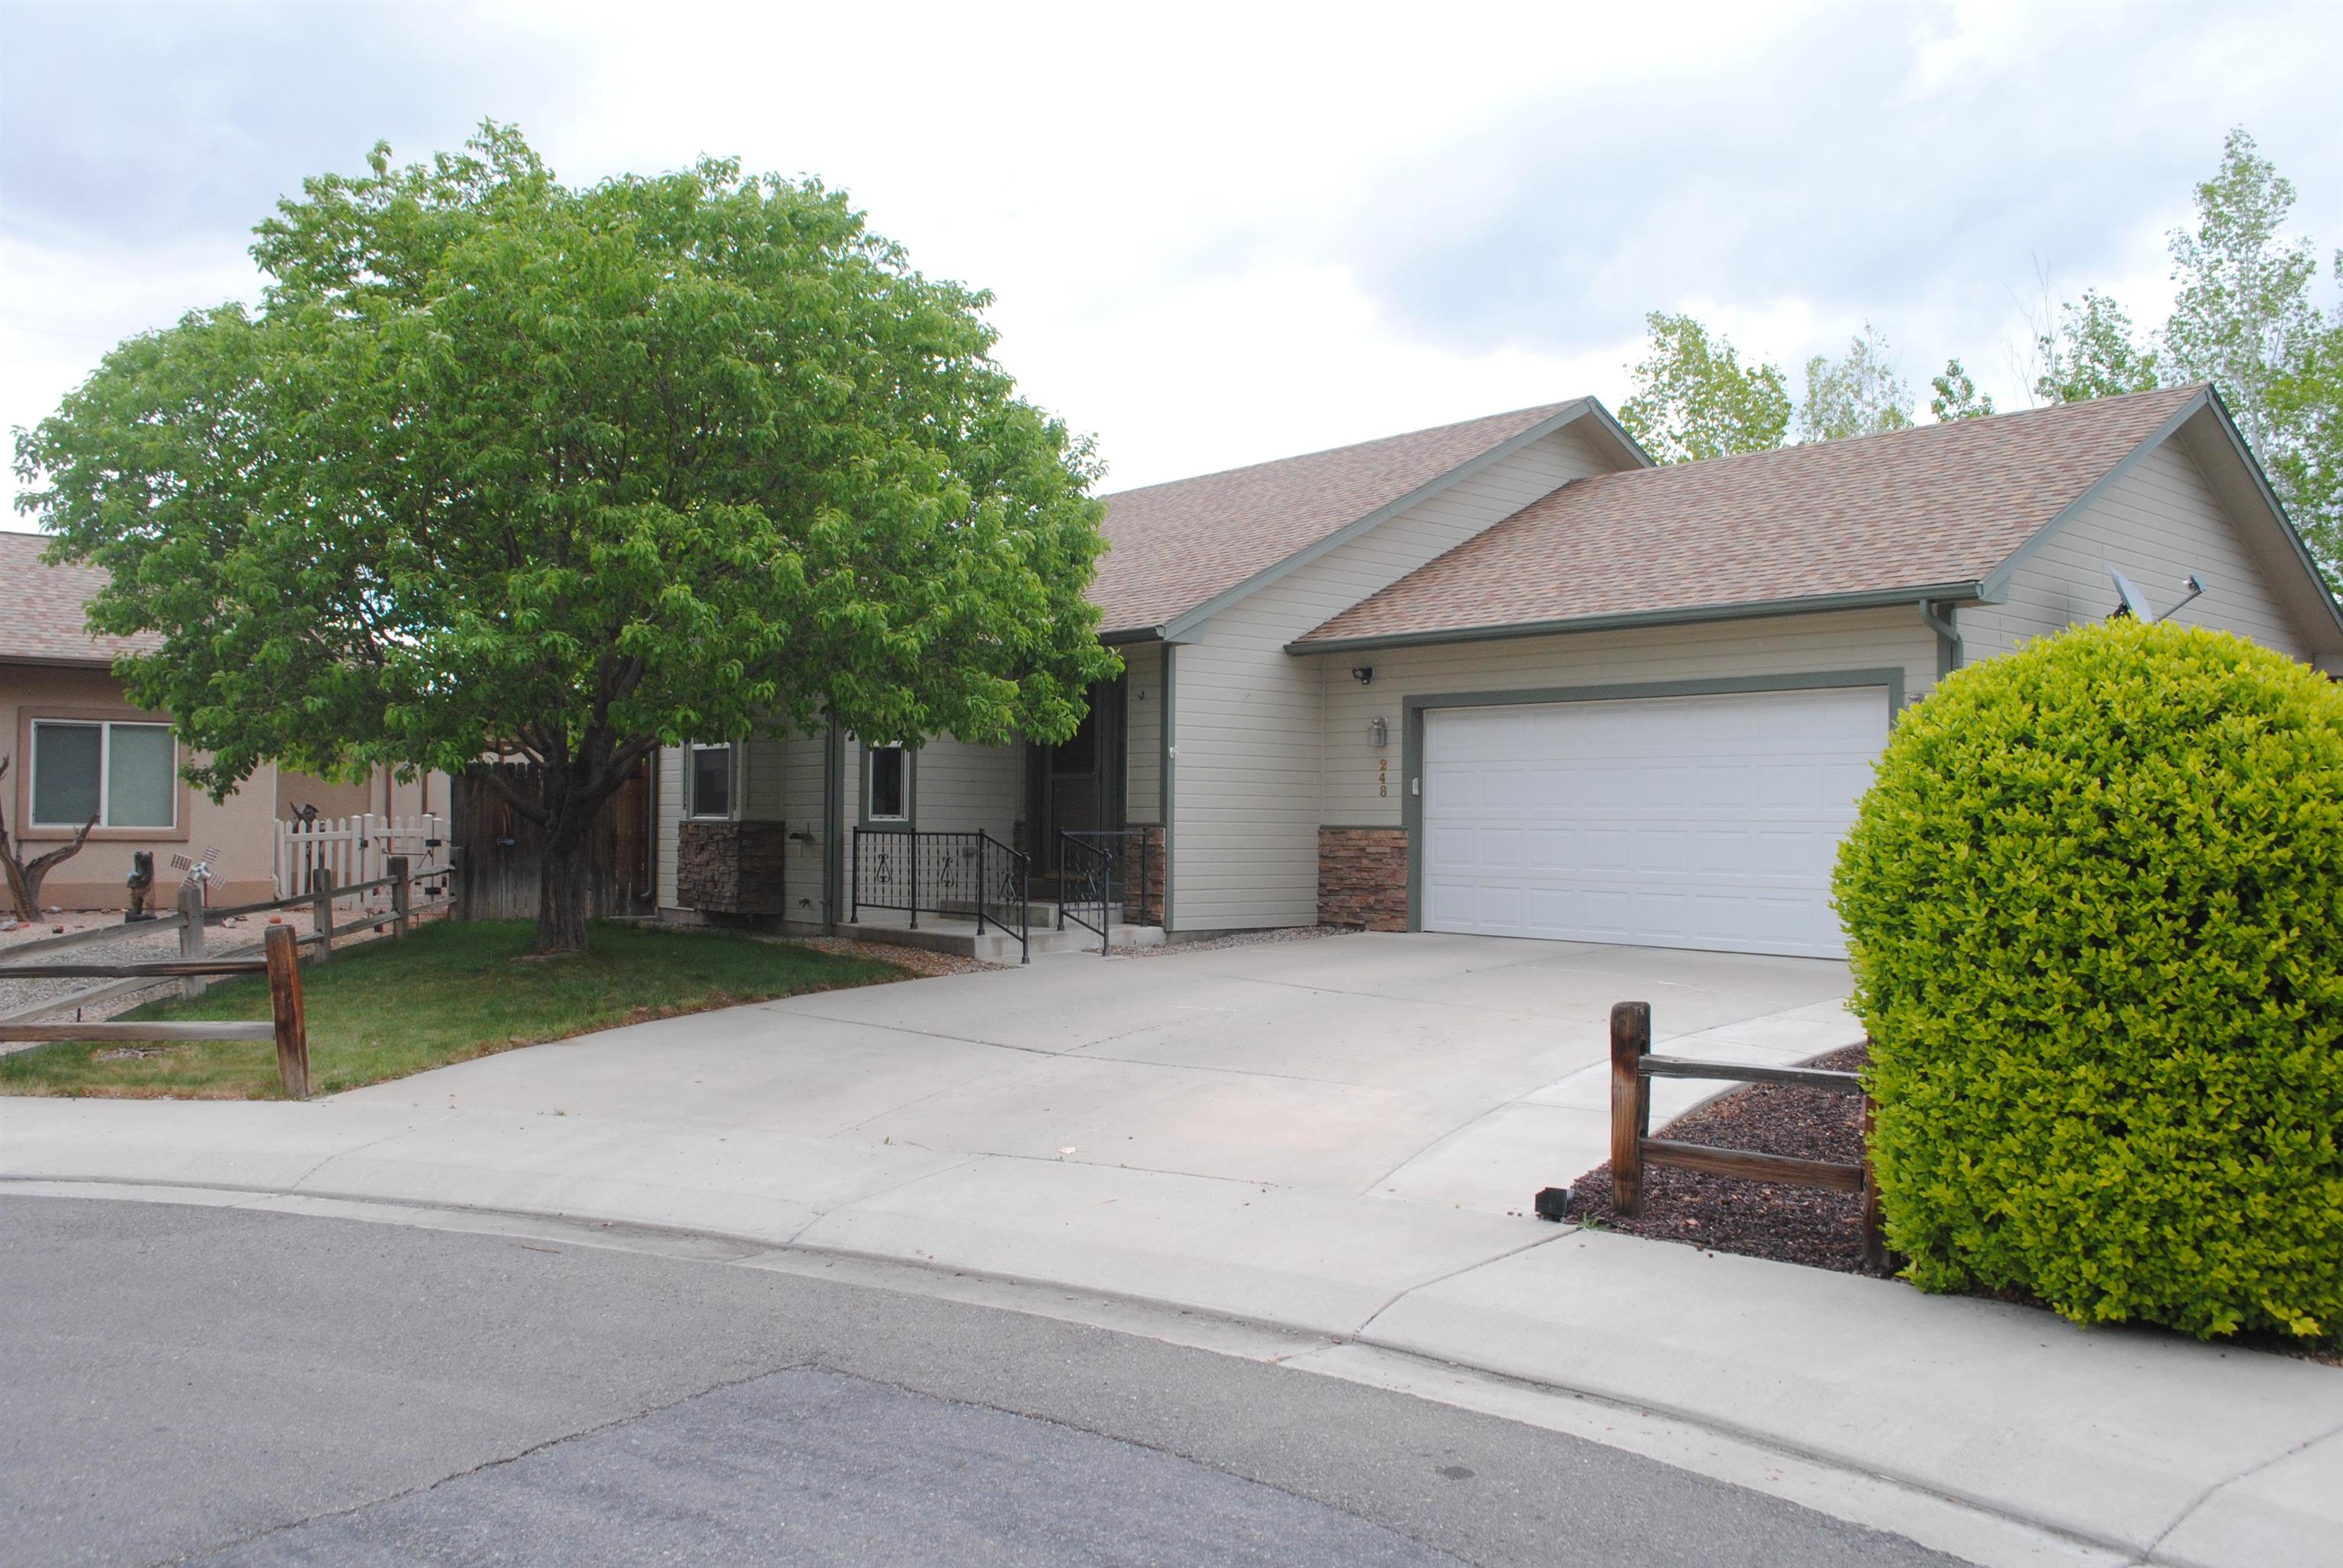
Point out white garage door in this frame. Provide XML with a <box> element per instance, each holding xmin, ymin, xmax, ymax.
<box><xmin>1421</xmin><ymin>687</ymin><xmax>1888</xmax><ymax>959</ymax></box>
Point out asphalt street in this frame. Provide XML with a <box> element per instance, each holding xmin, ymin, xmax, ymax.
<box><xmin>1</xmin><ymin>1194</ymin><xmax>1962</xmax><ymax>1566</ymax></box>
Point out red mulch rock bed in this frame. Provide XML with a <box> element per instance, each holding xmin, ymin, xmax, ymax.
<box><xmin>1566</xmin><ymin>1043</ymin><xmax>1885</xmax><ymax>1275</ymax></box>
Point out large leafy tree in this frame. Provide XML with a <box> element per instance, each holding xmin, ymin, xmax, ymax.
<box><xmin>1615</xmin><ymin>312</ymin><xmax>1792</xmax><ymax>463</ymax></box>
<box><xmin>2162</xmin><ymin>129</ymin><xmax>2337</xmax><ymax>587</ymax></box>
<box><xmin>2266</xmin><ymin>270</ymin><xmax>2343</xmax><ymax>585</ymax></box>
<box><xmin>14</xmin><ymin>125</ymin><xmax>1118</xmax><ymax>953</ymax></box>
<box><xmin>2164</xmin><ymin>127</ymin><xmax>2322</xmax><ymax>461</ymax></box>
<box><xmin>2031</xmin><ymin>289</ymin><xmax>2161</xmax><ymax>405</ymax></box>
<box><xmin>1798</xmin><ymin>323</ymin><xmax>1914</xmax><ymax>443</ymax></box>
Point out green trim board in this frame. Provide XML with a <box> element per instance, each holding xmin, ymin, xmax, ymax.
<box><xmin>1159</xmin><ymin>641</ymin><xmax>1176</xmax><ymax>930</ymax></box>
<box><xmin>1397</xmin><ymin>668</ymin><xmax>1907</xmax><ymax>933</ymax></box>
<box><xmin>1287</xmin><ymin>583</ymin><xmax>1985</xmax><ymax>657</ymax></box>
<box><xmin>822</xmin><ymin>720</ymin><xmax>845</xmax><ymax>932</ymax></box>
<box><xmin>1153</xmin><ymin>401</ymin><xmax>1639</xmax><ymax>644</ymax></box>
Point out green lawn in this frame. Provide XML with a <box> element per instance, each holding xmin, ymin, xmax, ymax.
<box><xmin>0</xmin><ymin>920</ymin><xmax>908</xmax><ymax>1100</ymax></box>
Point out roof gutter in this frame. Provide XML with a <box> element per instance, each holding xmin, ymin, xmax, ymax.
<box><xmin>1286</xmin><ymin>582</ymin><xmax>1990</xmax><ymax>656</ymax></box>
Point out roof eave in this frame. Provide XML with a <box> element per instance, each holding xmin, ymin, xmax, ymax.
<box><xmin>0</xmin><ymin>651</ymin><xmax>133</xmax><ymax>670</ymax></box>
<box><xmin>1284</xmin><ymin>582</ymin><xmax>1988</xmax><ymax>656</ymax></box>
<box><xmin>1154</xmin><ymin>399</ymin><xmax>1618</xmax><ymax>644</ymax></box>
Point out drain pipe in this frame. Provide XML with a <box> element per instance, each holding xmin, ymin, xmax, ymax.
<box><xmin>1920</xmin><ymin>599</ymin><xmax>1963</xmax><ymax>682</ymax></box>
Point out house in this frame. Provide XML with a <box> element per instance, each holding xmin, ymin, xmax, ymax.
<box><xmin>654</xmin><ymin>385</ymin><xmax>2343</xmax><ymax>959</ymax></box>
<box><xmin>0</xmin><ymin>532</ymin><xmax>439</xmax><ymax>910</ymax></box>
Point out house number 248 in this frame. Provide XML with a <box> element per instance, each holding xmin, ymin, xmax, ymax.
<box><xmin>1378</xmin><ymin>757</ymin><xmax>1388</xmax><ymax>798</ymax></box>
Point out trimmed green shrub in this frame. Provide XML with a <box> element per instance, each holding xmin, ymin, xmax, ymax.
<box><xmin>1834</xmin><ymin>619</ymin><xmax>2343</xmax><ymax>1340</ymax></box>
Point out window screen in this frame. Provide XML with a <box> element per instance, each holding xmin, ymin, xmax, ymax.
<box><xmin>106</xmin><ymin>724</ymin><xmax>178</xmax><ymax>827</ymax></box>
<box><xmin>31</xmin><ymin>722</ymin><xmax>101</xmax><ymax>825</ymax></box>
<box><xmin>688</xmin><ymin>743</ymin><xmax>732</xmax><ymax>819</ymax></box>
<box><xmin>30</xmin><ymin>721</ymin><xmax>176</xmax><ymax>828</ymax></box>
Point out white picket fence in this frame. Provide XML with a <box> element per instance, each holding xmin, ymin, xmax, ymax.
<box><xmin>273</xmin><ymin>813</ymin><xmax>451</xmax><ymax>899</ymax></box>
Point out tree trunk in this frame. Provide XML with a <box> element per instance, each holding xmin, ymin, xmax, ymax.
<box><xmin>533</xmin><ymin>815</ymin><xmax>596</xmax><ymax>955</ymax></box>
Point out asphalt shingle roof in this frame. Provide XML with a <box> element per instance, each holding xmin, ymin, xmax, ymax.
<box><xmin>1091</xmin><ymin>400</ymin><xmax>1587</xmax><ymax>635</ymax></box>
<box><xmin>0</xmin><ymin>531</ymin><xmax>162</xmax><ymax>666</ymax></box>
<box><xmin>1297</xmin><ymin>386</ymin><xmax>2206</xmax><ymax>647</ymax></box>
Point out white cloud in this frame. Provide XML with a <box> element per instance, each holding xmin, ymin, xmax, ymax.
<box><xmin>5</xmin><ymin>0</ymin><xmax>2341</xmax><ymax>520</ymax></box>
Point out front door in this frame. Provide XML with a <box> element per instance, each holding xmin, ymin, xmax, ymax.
<box><xmin>1028</xmin><ymin>676</ymin><xmax>1125</xmax><ymax>875</ymax></box>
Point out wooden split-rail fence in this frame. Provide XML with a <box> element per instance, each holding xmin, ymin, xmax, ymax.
<box><xmin>0</xmin><ymin>856</ymin><xmax>453</xmax><ymax>1099</ymax></box>
<box><xmin>1609</xmin><ymin>999</ymin><xmax>1889</xmax><ymax>1271</ymax></box>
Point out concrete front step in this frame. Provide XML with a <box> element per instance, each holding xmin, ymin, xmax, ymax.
<box><xmin>841</xmin><ymin>914</ymin><xmax>1164</xmax><ymax>964</ymax></box>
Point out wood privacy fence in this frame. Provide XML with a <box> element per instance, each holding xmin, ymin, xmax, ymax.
<box><xmin>275</xmin><ymin>813</ymin><xmax>450</xmax><ymax>900</ymax></box>
<box><xmin>0</xmin><ymin>856</ymin><xmax>455</xmax><ymax>1098</ymax></box>
<box><xmin>1609</xmin><ymin>1000</ymin><xmax>1888</xmax><ymax>1271</ymax></box>
<box><xmin>447</xmin><ymin>760</ymin><xmax>653</xmax><ymax>921</ymax></box>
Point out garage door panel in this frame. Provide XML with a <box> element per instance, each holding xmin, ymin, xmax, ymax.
<box><xmin>1422</xmin><ymin>689</ymin><xmax>1885</xmax><ymax>959</ymax></box>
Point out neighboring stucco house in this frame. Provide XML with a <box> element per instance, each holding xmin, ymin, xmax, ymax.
<box><xmin>655</xmin><ymin>385</ymin><xmax>2343</xmax><ymax>959</ymax></box>
<box><xmin>1</xmin><ymin>532</ymin><xmax>439</xmax><ymax>911</ymax></box>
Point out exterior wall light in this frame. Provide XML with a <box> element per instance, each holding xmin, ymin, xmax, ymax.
<box><xmin>1351</xmin><ymin>665</ymin><xmax>1374</xmax><ymax>685</ymax></box>
<box><xmin>1369</xmin><ymin>717</ymin><xmax>1389</xmax><ymax>748</ymax></box>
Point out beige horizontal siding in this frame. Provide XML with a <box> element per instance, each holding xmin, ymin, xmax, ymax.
<box><xmin>912</xmin><ymin>736</ymin><xmax>1024</xmax><ymax>839</ymax></box>
<box><xmin>1316</xmin><ymin>606</ymin><xmax>1939</xmax><ymax>831</ymax></box>
<box><xmin>739</xmin><ymin>737</ymin><xmax>788</xmax><ymax>820</ymax></box>
<box><xmin>1170</xmin><ymin>423</ymin><xmax>1625</xmax><ymax>931</ymax></box>
<box><xmin>1966</xmin><ymin>439</ymin><xmax>2306</xmax><ymax>660</ymax></box>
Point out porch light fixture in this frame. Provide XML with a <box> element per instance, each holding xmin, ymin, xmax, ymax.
<box><xmin>1368</xmin><ymin>716</ymin><xmax>1389</xmax><ymax>748</ymax></box>
<box><xmin>1351</xmin><ymin>665</ymin><xmax>1374</xmax><ymax>685</ymax></box>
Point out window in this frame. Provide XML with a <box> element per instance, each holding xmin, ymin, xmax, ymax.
<box><xmin>867</xmin><ymin>744</ymin><xmax>908</xmax><ymax>821</ymax></box>
<box><xmin>30</xmin><ymin>720</ymin><xmax>177</xmax><ymax>829</ymax></box>
<box><xmin>683</xmin><ymin>741</ymin><xmax>733</xmax><ymax>819</ymax></box>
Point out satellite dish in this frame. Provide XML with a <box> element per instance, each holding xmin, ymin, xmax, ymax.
<box><xmin>2107</xmin><ymin>567</ymin><xmax>2158</xmax><ymax>621</ymax></box>
<box><xmin>2107</xmin><ymin>567</ymin><xmax>2210</xmax><ymax>624</ymax></box>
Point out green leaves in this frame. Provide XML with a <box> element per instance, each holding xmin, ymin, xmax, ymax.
<box><xmin>1616</xmin><ymin>312</ymin><xmax>1793</xmax><ymax>464</ymax></box>
<box><xmin>1834</xmin><ymin>620</ymin><xmax>2343</xmax><ymax>1342</ymax></box>
<box><xmin>1928</xmin><ymin>358</ymin><xmax>1995</xmax><ymax>423</ymax></box>
<box><xmin>1798</xmin><ymin>323</ymin><xmax>1914</xmax><ymax>444</ymax></box>
<box><xmin>14</xmin><ymin>120</ymin><xmax>1116</xmax><ymax>792</ymax></box>
<box><xmin>2031</xmin><ymin>288</ymin><xmax>2161</xmax><ymax>405</ymax></box>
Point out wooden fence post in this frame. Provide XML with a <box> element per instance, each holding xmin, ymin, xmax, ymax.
<box><xmin>176</xmin><ymin>880</ymin><xmax>207</xmax><ymax>1000</ymax></box>
<box><xmin>264</xmin><ymin>922</ymin><xmax>308</xmax><ymax>1100</ymax></box>
<box><xmin>1860</xmin><ymin>1090</ymin><xmax>1889</xmax><ymax>1274</ymax></box>
<box><xmin>311</xmin><ymin>866</ymin><xmax>334</xmax><ymax>964</ymax></box>
<box><xmin>388</xmin><ymin>855</ymin><xmax>410</xmax><ymax>939</ymax></box>
<box><xmin>1610</xmin><ymin>1000</ymin><xmax>1652</xmax><ymax>1217</ymax></box>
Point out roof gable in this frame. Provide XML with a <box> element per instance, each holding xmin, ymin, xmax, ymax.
<box><xmin>1090</xmin><ymin>400</ymin><xmax>1641</xmax><ymax>637</ymax></box>
<box><xmin>1295</xmin><ymin>387</ymin><xmax>2239</xmax><ymax>650</ymax></box>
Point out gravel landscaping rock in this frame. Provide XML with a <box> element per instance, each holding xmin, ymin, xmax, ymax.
<box><xmin>1566</xmin><ymin>1043</ymin><xmax>1882</xmax><ymax>1274</ymax></box>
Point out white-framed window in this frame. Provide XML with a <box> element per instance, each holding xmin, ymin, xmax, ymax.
<box><xmin>682</xmin><ymin>741</ymin><xmax>734</xmax><ymax>820</ymax></box>
<box><xmin>30</xmin><ymin>719</ymin><xmax>178</xmax><ymax>829</ymax></box>
<box><xmin>866</xmin><ymin>744</ymin><xmax>908</xmax><ymax>821</ymax></box>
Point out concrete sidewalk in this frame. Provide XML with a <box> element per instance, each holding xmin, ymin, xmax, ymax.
<box><xmin>5</xmin><ymin>933</ymin><xmax>2338</xmax><ymax>1566</ymax></box>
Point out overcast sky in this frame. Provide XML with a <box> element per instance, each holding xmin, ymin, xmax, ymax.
<box><xmin>5</xmin><ymin>0</ymin><xmax>2341</xmax><ymax>527</ymax></box>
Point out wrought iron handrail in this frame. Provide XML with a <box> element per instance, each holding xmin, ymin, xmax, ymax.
<box><xmin>1056</xmin><ymin>828</ymin><xmax>1154</xmax><ymax>956</ymax></box>
<box><xmin>850</xmin><ymin>828</ymin><xmax>1030</xmax><ymax>963</ymax></box>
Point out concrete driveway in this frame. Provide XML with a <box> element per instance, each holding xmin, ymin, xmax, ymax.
<box><xmin>14</xmin><ymin>934</ymin><xmax>2343</xmax><ymax>1566</ymax></box>
<box><xmin>337</xmin><ymin>930</ymin><xmax>1859</xmax><ymax>1216</ymax></box>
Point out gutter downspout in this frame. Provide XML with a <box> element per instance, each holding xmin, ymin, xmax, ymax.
<box><xmin>822</xmin><ymin>718</ymin><xmax>844</xmax><ymax>935</ymax></box>
<box><xmin>1920</xmin><ymin>600</ymin><xmax>1963</xmax><ymax>684</ymax></box>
